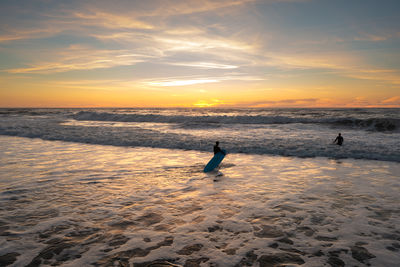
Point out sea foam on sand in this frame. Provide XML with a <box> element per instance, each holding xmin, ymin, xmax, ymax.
<box><xmin>0</xmin><ymin>136</ymin><xmax>399</xmax><ymax>266</ymax></box>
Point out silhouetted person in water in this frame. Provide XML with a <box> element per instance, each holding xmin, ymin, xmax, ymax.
<box><xmin>213</xmin><ymin>141</ymin><xmax>225</xmax><ymax>155</ymax></box>
<box><xmin>334</xmin><ymin>133</ymin><xmax>344</xmax><ymax>146</ymax></box>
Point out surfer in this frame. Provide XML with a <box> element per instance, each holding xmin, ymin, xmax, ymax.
<box><xmin>333</xmin><ymin>133</ymin><xmax>344</xmax><ymax>146</ymax></box>
<box><xmin>204</xmin><ymin>141</ymin><xmax>227</xmax><ymax>174</ymax></box>
<box><xmin>214</xmin><ymin>141</ymin><xmax>226</xmax><ymax>155</ymax></box>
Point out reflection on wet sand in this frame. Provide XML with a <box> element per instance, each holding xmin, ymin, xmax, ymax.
<box><xmin>0</xmin><ymin>136</ymin><xmax>399</xmax><ymax>266</ymax></box>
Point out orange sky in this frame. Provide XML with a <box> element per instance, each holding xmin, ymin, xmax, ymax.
<box><xmin>0</xmin><ymin>0</ymin><xmax>399</xmax><ymax>108</ymax></box>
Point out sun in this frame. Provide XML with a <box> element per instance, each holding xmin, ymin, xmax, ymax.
<box><xmin>193</xmin><ymin>99</ymin><xmax>224</xmax><ymax>107</ymax></box>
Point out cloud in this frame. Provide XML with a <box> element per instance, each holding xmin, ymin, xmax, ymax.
<box><xmin>141</xmin><ymin>73</ymin><xmax>264</xmax><ymax>87</ymax></box>
<box><xmin>4</xmin><ymin>39</ymin><xmax>254</xmax><ymax>74</ymax></box>
<box><xmin>0</xmin><ymin>0</ymin><xmax>258</xmax><ymax>40</ymax></box>
<box><xmin>381</xmin><ymin>96</ymin><xmax>400</xmax><ymax>105</ymax></box>
<box><xmin>0</xmin><ymin>0</ymin><xmax>308</xmax><ymax>77</ymax></box>
<box><xmin>6</xmin><ymin>45</ymin><xmax>151</xmax><ymax>73</ymax></box>
<box><xmin>73</xmin><ymin>10</ymin><xmax>154</xmax><ymax>30</ymax></box>
<box><xmin>3</xmin><ymin>20</ymin><xmax>258</xmax><ymax>74</ymax></box>
<box><xmin>0</xmin><ymin>27</ymin><xmax>62</xmax><ymax>43</ymax></box>
<box><xmin>254</xmin><ymin>52</ymin><xmax>400</xmax><ymax>85</ymax></box>
<box><xmin>146</xmin><ymin>79</ymin><xmax>219</xmax><ymax>87</ymax></box>
<box><xmin>91</xmin><ymin>28</ymin><xmax>258</xmax><ymax>70</ymax></box>
<box><xmin>101</xmin><ymin>0</ymin><xmax>256</xmax><ymax>17</ymax></box>
<box><xmin>343</xmin><ymin>69</ymin><xmax>400</xmax><ymax>85</ymax></box>
<box><xmin>354</xmin><ymin>34</ymin><xmax>388</xmax><ymax>42</ymax></box>
<box><xmin>232</xmin><ymin>98</ymin><xmax>319</xmax><ymax>107</ymax></box>
<box><xmin>168</xmin><ymin>62</ymin><xmax>238</xmax><ymax>69</ymax></box>
<box><xmin>354</xmin><ymin>31</ymin><xmax>400</xmax><ymax>42</ymax></box>
<box><xmin>2</xmin><ymin>2</ymin><xmax>258</xmax><ymax>74</ymax></box>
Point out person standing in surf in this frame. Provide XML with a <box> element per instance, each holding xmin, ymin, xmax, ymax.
<box><xmin>333</xmin><ymin>133</ymin><xmax>344</xmax><ymax>146</ymax></box>
<box><xmin>204</xmin><ymin>141</ymin><xmax>226</xmax><ymax>176</ymax></box>
<box><xmin>214</xmin><ymin>141</ymin><xmax>226</xmax><ymax>155</ymax></box>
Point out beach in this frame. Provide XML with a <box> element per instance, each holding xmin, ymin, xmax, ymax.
<box><xmin>1</xmin><ymin>135</ymin><xmax>399</xmax><ymax>266</ymax></box>
<box><xmin>2</xmin><ymin>0</ymin><xmax>400</xmax><ymax>265</ymax></box>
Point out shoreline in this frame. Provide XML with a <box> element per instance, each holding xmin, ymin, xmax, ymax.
<box><xmin>0</xmin><ymin>136</ymin><xmax>399</xmax><ymax>266</ymax></box>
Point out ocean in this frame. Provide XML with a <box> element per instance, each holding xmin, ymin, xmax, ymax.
<box><xmin>0</xmin><ymin>108</ymin><xmax>399</xmax><ymax>266</ymax></box>
<box><xmin>0</xmin><ymin>108</ymin><xmax>399</xmax><ymax>162</ymax></box>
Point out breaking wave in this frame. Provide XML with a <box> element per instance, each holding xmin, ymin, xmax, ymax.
<box><xmin>72</xmin><ymin>111</ymin><xmax>399</xmax><ymax>132</ymax></box>
<box><xmin>1</xmin><ymin>108</ymin><xmax>399</xmax><ymax>162</ymax></box>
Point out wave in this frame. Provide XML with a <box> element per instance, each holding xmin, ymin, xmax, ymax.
<box><xmin>0</xmin><ymin>109</ymin><xmax>66</xmax><ymax>116</ymax></box>
<box><xmin>1</xmin><ymin>109</ymin><xmax>399</xmax><ymax>162</ymax></box>
<box><xmin>72</xmin><ymin>111</ymin><xmax>399</xmax><ymax>132</ymax></box>
<box><xmin>0</xmin><ymin>115</ymin><xmax>399</xmax><ymax>162</ymax></box>
<box><xmin>1</xmin><ymin>127</ymin><xmax>399</xmax><ymax>163</ymax></box>
<box><xmin>332</xmin><ymin>118</ymin><xmax>399</xmax><ymax>132</ymax></box>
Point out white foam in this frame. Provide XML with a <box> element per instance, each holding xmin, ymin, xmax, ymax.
<box><xmin>0</xmin><ymin>136</ymin><xmax>399</xmax><ymax>266</ymax></box>
<box><xmin>1</xmin><ymin>109</ymin><xmax>399</xmax><ymax>162</ymax></box>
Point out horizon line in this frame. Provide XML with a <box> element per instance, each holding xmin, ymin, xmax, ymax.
<box><xmin>1</xmin><ymin>106</ymin><xmax>399</xmax><ymax>109</ymax></box>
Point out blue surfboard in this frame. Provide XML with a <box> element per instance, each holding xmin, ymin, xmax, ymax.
<box><xmin>204</xmin><ymin>150</ymin><xmax>226</xmax><ymax>172</ymax></box>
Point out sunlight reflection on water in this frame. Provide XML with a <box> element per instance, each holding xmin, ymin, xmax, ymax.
<box><xmin>0</xmin><ymin>136</ymin><xmax>399</xmax><ymax>266</ymax></box>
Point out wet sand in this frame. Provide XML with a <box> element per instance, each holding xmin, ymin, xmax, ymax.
<box><xmin>0</xmin><ymin>136</ymin><xmax>399</xmax><ymax>266</ymax></box>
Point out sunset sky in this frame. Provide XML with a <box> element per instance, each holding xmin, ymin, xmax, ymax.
<box><xmin>1</xmin><ymin>0</ymin><xmax>399</xmax><ymax>107</ymax></box>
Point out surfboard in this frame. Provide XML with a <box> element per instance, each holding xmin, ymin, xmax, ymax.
<box><xmin>204</xmin><ymin>150</ymin><xmax>226</xmax><ymax>173</ymax></box>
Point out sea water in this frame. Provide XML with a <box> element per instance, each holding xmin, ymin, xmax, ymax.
<box><xmin>0</xmin><ymin>108</ymin><xmax>399</xmax><ymax>162</ymax></box>
<box><xmin>0</xmin><ymin>108</ymin><xmax>399</xmax><ymax>266</ymax></box>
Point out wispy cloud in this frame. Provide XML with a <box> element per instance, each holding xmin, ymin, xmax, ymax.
<box><xmin>235</xmin><ymin>98</ymin><xmax>319</xmax><ymax>107</ymax></box>
<box><xmin>6</xmin><ymin>45</ymin><xmax>151</xmax><ymax>73</ymax></box>
<box><xmin>381</xmin><ymin>96</ymin><xmax>400</xmax><ymax>105</ymax></box>
<box><xmin>169</xmin><ymin>62</ymin><xmax>238</xmax><ymax>69</ymax></box>
<box><xmin>141</xmin><ymin>73</ymin><xmax>264</xmax><ymax>87</ymax></box>
<box><xmin>146</xmin><ymin>79</ymin><xmax>219</xmax><ymax>87</ymax></box>
<box><xmin>344</xmin><ymin>69</ymin><xmax>400</xmax><ymax>85</ymax></box>
<box><xmin>354</xmin><ymin>33</ymin><xmax>388</xmax><ymax>42</ymax></box>
<box><xmin>0</xmin><ymin>27</ymin><xmax>62</xmax><ymax>43</ymax></box>
<box><xmin>154</xmin><ymin>35</ymin><xmax>253</xmax><ymax>52</ymax></box>
<box><xmin>254</xmin><ymin>51</ymin><xmax>400</xmax><ymax>85</ymax></box>
<box><xmin>354</xmin><ymin>31</ymin><xmax>400</xmax><ymax>42</ymax></box>
<box><xmin>73</xmin><ymin>10</ymin><xmax>154</xmax><ymax>30</ymax></box>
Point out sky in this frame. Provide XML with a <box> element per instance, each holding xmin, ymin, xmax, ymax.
<box><xmin>0</xmin><ymin>0</ymin><xmax>399</xmax><ymax>108</ymax></box>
